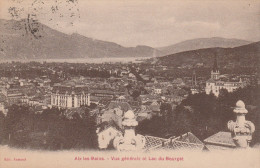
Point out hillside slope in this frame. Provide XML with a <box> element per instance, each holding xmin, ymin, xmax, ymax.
<box><xmin>0</xmin><ymin>19</ymin><xmax>161</xmax><ymax>59</ymax></box>
<box><xmin>158</xmin><ymin>42</ymin><xmax>260</xmax><ymax>68</ymax></box>
<box><xmin>158</xmin><ymin>37</ymin><xmax>252</xmax><ymax>55</ymax></box>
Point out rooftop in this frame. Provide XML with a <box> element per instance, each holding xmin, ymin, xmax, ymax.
<box><xmin>52</xmin><ymin>85</ymin><xmax>88</xmax><ymax>94</ymax></box>
<box><xmin>144</xmin><ymin>132</ymin><xmax>205</xmax><ymax>151</ymax></box>
<box><xmin>203</xmin><ymin>131</ymin><xmax>236</xmax><ymax>148</ymax></box>
<box><xmin>106</xmin><ymin>101</ymin><xmax>132</xmax><ymax>112</ymax></box>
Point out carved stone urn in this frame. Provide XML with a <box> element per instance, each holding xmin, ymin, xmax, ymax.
<box><xmin>227</xmin><ymin>100</ymin><xmax>255</xmax><ymax>148</ymax></box>
<box><xmin>113</xmin><ymin>110</ymin><xmax>145</xmax><ymax>151</ymax></box>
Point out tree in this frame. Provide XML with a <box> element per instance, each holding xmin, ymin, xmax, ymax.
<box><xmin>160</xmin><ymin>103</ymin><xmax>173</xmax><ymax>129</ymax></box>
<box><xmin>136</xmin><ymin>116</ymin><xmax>166</xmax><ymax>137</ymax></box>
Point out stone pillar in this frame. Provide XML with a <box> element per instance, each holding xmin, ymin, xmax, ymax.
<box><xmin>227</xmin><ymin>100</ymin><xmax>255</xmax><ymax>148</ymax></box>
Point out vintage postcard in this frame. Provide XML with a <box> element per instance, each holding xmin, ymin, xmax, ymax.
<box><xmin>0</xmin><ymin>0</ymin><xmax>259</xmax><ymax>168</ymax></box>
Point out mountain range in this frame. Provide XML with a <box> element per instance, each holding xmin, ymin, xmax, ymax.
<box><xmin>0</xmin><ymin>19</ymin><xmax>258</xmax><ymax>60</ymax></box>
<box><xmin>158</xmin><ymin>37</ymin><xmax>253</xmax><ymax>55</ymax></box>
<box><xmin>0</xmin><ymin>19</ymin><xmax>161</xmax><ymax>59</ymax></box>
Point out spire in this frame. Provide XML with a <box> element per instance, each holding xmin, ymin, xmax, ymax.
<box><xmin>212</xmin><ymin>53</ymin><xmax>218</xmax><ymax>72</ymax></box>
<box><xmin>192</xmin><ymin>70</ymin><xmax>197</xmax><ymax>86</ymax></box>
<box><xmin>211</xmin><ymin>53</ymin><xmax>220</xmax><ymax>80</ymax></box>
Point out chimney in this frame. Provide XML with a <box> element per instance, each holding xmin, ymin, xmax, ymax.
<box><xmin>162</xmin><ymin>141</ymin><xmax>165</xmax><ymax>147</ymax></box>
<box><xmin>170</xmin><ymin>138</ymin><xmax>173</xmax><ymax>145</ymax></box>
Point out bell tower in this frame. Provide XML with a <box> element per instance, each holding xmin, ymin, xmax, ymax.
<box><xmin>211</xmin><ymin>54</ymin><xmax>220</xmax><ymax>80</ymax></box>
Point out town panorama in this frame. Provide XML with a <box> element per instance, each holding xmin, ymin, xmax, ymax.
<box><xmin>0</xmin><ymin>0</ymin><xmax>259</xmax><ymax>156</ymax></box>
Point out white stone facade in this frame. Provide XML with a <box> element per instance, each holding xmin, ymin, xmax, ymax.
<box><xmin>51</xmin><ymin>93</ymin><xmax>90</xmax><ymax>108</ymax></box>
<box><xmin>97</xmin><ymin>126</ymin><xmax>122</xmax><ymax>149</ymax></box>
<box><xmin>205</xmin><ymin>80</ymin><xmax>244</xmax><ymax>97</ymax></box>
<box><xmin>51</xmin><ymin>85</ymin><xmax>90</xmax><ymax>108</ymax></box>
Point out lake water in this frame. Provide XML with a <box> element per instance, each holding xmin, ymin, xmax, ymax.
<box><xmin>0</xmin><ymin>57</ymin><xmax>150</xmax><ymax>64</ymax></box>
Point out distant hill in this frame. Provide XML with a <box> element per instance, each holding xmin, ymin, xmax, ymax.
<box><xmin>158</xmin><ymin>37</ymin><xmax>253</xmax><ymax>55</ymax></box>
<box><xmin>0</xmin><ymin>19</ymin><xmax>162</xmax><ymax>59</ymax></box>
<box><xmin>157</xmin><ymin>42</ymin><xmax>260</xmax><ymax>68</ymax></box>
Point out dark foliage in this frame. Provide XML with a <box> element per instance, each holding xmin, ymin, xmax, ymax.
<box><xmin>137</xmin><ymin>86</ymin><xmax>259</xmax><ymax>144</ymax></box>
<box><xmin>0</xmin><ymin>105</ymin><xmax>98</xmax><ymax>150</ymax></box>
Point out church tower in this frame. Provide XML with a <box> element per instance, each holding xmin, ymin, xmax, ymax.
<box><xmin>191</xmin><ymin>69</ymin><xmax>199</xmax><ymax>94</ymax></box>
<box><xmin>211</xmin><ymin>54</ymin><xmax>220</xmax><ymax>80</ymax></box>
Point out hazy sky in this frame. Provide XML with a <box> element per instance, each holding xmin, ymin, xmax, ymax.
<box><xmin>0</xmin><ymin>0</ymin><xmax>259</xmax><ymax>47</ymax></box>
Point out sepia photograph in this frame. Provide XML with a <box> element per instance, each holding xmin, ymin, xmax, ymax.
<box><xmin>0</xmin><ymin>0</ymin><xmax>259</xmax><ymax>168</ymax></box>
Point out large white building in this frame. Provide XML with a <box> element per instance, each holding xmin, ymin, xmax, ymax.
<box><xmin>51</xmin><ymin>84</ymin><xmax>90</xmax><ymax>108</ymax></box>
<box><xmin>205</xmin><ymin>56</ymin><xmax>244</xmax><ymax>97</ymax></box>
